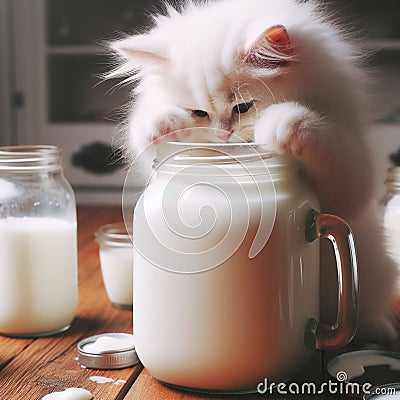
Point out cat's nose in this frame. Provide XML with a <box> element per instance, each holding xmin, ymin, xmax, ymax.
<box><xmin>216</xmin><ymin>130</ymin><xmax>234</xmax><ymax>141</ymax></box>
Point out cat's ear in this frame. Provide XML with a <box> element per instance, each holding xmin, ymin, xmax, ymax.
<box><xmin>244</xmin><ymin>25</ymin><xmax>292</xmax><ymax>68</ymax></box>
<box><xmin>111</xmin><ymin>34</ymin><xmax>168</xmax><ymax>66</ymax></box>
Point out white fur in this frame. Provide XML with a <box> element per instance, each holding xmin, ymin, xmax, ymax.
<box><xmin>110</xmin><ymin>0</ymin><xmax>399</xmax><ymax>342</ymax></box>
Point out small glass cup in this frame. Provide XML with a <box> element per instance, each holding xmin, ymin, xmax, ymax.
<box><xmin>95</xmin><ymin>223</ymin><xmax>133</xmax><ymax>310</ymax></box>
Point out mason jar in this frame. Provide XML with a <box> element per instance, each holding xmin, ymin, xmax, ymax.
<box><xmin>0</xmin><ymin>145</ymin><xmax>78</xmax><ymax>337</ymax></box>
<box><xmin>133</xmin><ymin>142</ymin><xmax>358</xmax><ymax>393</ymax></box>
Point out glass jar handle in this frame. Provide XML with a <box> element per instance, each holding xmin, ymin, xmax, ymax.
<box><xmin>305</xmin><ymin>209</ymin><xmax>358</xmax><ymax>349</ymax></box>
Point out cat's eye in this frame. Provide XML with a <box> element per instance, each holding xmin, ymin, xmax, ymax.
<box><xmin>233</xmin><ymin>101</ymin><xmax>254</xmax><ymax>114</ymax></box>
<box><xmin>192</xmin><ymin>110</ymin><xmax>209</xmax><ymax>118</ymax></box>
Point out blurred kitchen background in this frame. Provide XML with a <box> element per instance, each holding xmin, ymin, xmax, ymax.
<box><xmin>0</xmin><ymin>0</ymin><xmax>399</xmax><ymax>204</ymax></box>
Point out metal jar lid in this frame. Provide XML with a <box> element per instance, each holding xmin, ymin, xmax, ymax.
<box><xmin>77</xmin><ymin>333</ymin><xmax>139</xmax><ymax>369</ymax></box>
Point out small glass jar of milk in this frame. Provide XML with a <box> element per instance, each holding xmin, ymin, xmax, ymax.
<box><xmin>95</xmin><ymin>223</ymin><xmax>133</xmax><ymax>309</ymax></box>
<box><xmin>0</xmin><ymin>145</ymin><xmax>78</xmax><ymax>337</ymax></box>
<box><xmin>382</xmin><ymin>166</ymin><xmax>400</xmax><ymax>313</ymax></box>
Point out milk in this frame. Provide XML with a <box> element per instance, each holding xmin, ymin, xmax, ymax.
<box><xmin>99</xmin><ymin>247</ymin><xmax>133</xmax><ymax>308</ymax></box>
<box><xmin>42</xmin><ymin>388</ymin><xmax>92</xmax><ymax>400</ymax></box>
<box><xmin>134</xmin><ymin>149</ymin><xmax>322</xmax><ymax>391</ymax></box>
<box><xmin>89</xmin><ymin>376</ymin><xmax>126</xmax><ymax>385</ymax></box>
<box><xmin>83</xmin><ymin>334</ymin><xmax>135</xmax><ymax>353</ymax></box>
<box><xmin>0</xmin><ymin>217</ymin><xmax>78</xmax><ymax>336</ymax></box>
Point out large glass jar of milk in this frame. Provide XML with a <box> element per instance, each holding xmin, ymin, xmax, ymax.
<box><xmin>133</xmin><ymin>142</ymin><xmax>358</xmax><ymax>393</ymax></box>
<box><xmin>0</xmin><ymin>145</ymin><xmax>78</xmax><ymax>337</ymax></box>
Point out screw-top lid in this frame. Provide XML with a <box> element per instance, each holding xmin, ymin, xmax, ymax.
<box><xmin>77</xmin><ymin>333</ymin><xmax>138</xmax><ymax>370</ymax></box>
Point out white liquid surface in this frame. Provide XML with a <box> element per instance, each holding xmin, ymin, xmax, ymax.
<box><xmin>0</xmin><ymin>217</ymin><xmax>78</xmax><ymax>335</ymax></box>
<box><xmin>83</xmin><ymin>335</ymin><xmax>135</xmax><ymax>354</ymax></box>
<box><xmin>88</xmin><ymin>376</ymin><xmax>126</xmax><ymax>385</ymax></box>
<box><xmin>100</xmin><ymin>247</ymin><xmax>133</xmax><ymax>307</ymax></box>
<box><xmin>42</xmin><ymin>388</ymin><xmax>92</xmax><ymax>400</ymax></box>
<box><xmin>89</xmin><ymin>376</ymin><xmax>115</xmax><ymax>384</ymax></box>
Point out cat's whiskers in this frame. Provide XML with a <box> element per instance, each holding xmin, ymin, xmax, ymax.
<box><xmin>103</xmin><ymin>80</ymin><xmax>130</xmax><ymax>96</ymax></box>
<box><xmin>107</xmin><ymin>76</ymin><xmax>138</xmax><ymax>93</ymax></box>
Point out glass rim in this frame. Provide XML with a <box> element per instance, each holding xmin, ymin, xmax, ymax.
<box><xmin>0</xmin><ymin>144</ymin><xmax>61</xmax><ymax>154</ymax></box>
<box><xmin>151</xmin><ymin>142</ymin><xmax>295</xmax><ymax>177</ymax></box>
<box><xmin>94</xmin><ymin>222</ymin><xmax>133</xmax><ymax>247</ymax></box>
<box><xmin>154</xmin><ymin>141</ymin><xmax>278</xmax><ymax>165</ymax></box>
<box><xmin>0</xmin><ymin>145</ymin><xmax>63</xmax><ymax>171</ymax></box>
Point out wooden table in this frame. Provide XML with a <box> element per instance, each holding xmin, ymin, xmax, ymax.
<box><xmin>0</xmin><ymin>206</ymin><xmax>394</xmax><ymax>400</ymax></box>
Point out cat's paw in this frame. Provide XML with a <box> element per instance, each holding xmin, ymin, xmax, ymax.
<box><xmin>254</xmin><ymin>102</ymin><xmax>320</xmax><ymax>156</ymax></box>
<box><xmin>356</xmin><ymin>313</ymin><xmax>399</xmax><ymax>344</ymax></box>
<box><xmin>149</xmin><ymin>108</ymin><xmax>192</xmax><ymax>143</ymax></box>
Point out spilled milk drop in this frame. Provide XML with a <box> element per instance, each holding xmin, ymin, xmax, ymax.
<box><xmin>41</xmin><ymin>388</ymin><xmax>93</xmax><ymax>400</ymax></box>
<box><xmin>89</xmin><ymin>376</ymin><xmax>126</xmax><ymax>385</ymax></box>
<box><xmin>89</xmin><ymin>376</ymin><xmax>115</xmax><ymax>384</ymax></box>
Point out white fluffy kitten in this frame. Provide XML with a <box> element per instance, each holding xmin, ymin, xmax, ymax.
<box><xmin>110</xmin><ymin>0</ymin><xmax>398</xmax><ymax>342</ymax></box>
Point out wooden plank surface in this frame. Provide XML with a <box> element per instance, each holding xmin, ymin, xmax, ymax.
<box><xmin>124</xmin><ymin>350</ymin><xmax>324</xmax><ymax>400</ymax></box>
<box><xmin>0</xmin><ymin>206</ymin><xmax>365</xmax><ymax>400</ymax></box>
<box><xmin>0</xmin><ymin>206</ymin><xmax>140</xmax><ymax>400</ymax></box>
